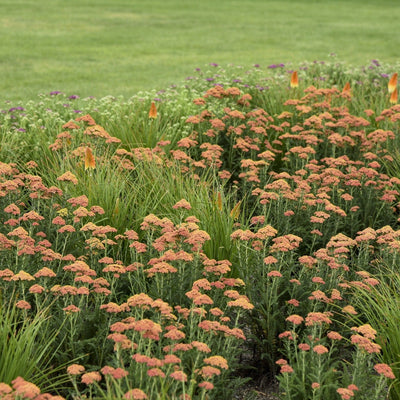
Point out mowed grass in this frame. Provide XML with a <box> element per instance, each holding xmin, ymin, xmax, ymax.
<box><xmin>1</xmin><ymin>0</ymin><xmax>399</xmax><ymax>101</ymax></box>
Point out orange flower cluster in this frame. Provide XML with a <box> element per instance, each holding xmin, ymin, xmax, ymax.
<box><xmin>0</xmin><ymin>377</ymin><xmax>65</xmax><ymax>400</ymax></box>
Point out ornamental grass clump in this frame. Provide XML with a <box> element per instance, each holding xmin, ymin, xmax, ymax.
<box><xmin>350</xmin><ymin>269</ymin><xmax>400</xmax><ymax>399</ymax></box>
<box><xmin>0</xmin><ymin>299</ymin><xmax>65</xmax><ymax>392</ymax></box>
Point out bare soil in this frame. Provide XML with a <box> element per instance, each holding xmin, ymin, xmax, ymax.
<box><xmin>234</xmin><ymin>380</ymin><xmax>280</xmax><ymax>400</ymax></box>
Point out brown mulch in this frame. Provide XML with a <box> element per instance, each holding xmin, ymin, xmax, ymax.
<box><xmin>234</xmin><ymin>379</ymin><xmax>280</xmax><ymax>400</ymax></box>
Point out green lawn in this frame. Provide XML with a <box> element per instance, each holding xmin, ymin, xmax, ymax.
<box><xmin>1</xmin><ymin>0</ymin><xmax>399</xmax><ymax>101</ymax></box>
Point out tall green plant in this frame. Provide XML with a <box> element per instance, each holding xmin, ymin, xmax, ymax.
<box><xmin>0</xmin><ymin>296</ymin><xmax>66</xmax><ymax>392</ymax></box>
<box><xmin>351</xmin><ymin>270</ymin><xmax>400</xmax><ymax>400</ymax></box>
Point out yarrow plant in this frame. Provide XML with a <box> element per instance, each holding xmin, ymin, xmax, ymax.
<box><xmin>0</xmin><ymin>60</ymin><xmax>400</xmax><ymax>399</ymax></box>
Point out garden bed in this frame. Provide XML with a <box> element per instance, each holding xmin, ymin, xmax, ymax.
<box><xmin>0</xmin><ymin>61</ymin><xmax>399</xmax><ymax>399</ymax></box>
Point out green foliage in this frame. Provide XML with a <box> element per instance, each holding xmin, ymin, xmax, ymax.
<box><xmin>1</xmin><ymin>61</ymin><xmax>400</xmax><ymax>399</ymax></box>
<box><xmin>0</xmin><ymin>296</ymin><xmax>67</xmax><ymax>392</ymax></box>
<box><xmin>351</xmin><ymin>270</ymin><xmax>400</xmax><ymax>400</ymax></box>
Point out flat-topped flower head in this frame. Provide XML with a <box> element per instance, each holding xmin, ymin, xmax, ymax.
<box><xmin>11</xmin><ymin>270</ymin><xmax>35</xmax><ymax>281</ymax></box>
<box><xmin>327</xmin><ymin>331</ymin><xmax>343</xmax><ymax>340</ymax></box>
<box><xmin>12</xmin><ymin>378</ymin><xmax>40</xmax><ymax>399</ymax></box>
<box><xmin>342</xmin><ymin>305</ymin><xmax>358</xmax><ymax>315</ymax></box>
<box><xmin>198</xmin><ymin>366</ymin><xmax>221</xmax><ymax>378</ymax></box>
<box><xmin>311</xmin><ymin>382</ymin><xmax>320</xmax><ymax>389</ymax></box>
<box><xmin>15</xmin><ymin>300</ymin><xmax>31</xmax><ymax>310</ymax></box>
<box><xmin>347</xmin><ymin>384</ymin><xmax>359</xmax><ymax>392</ymax></box>
<box><xmin>62</xmin><ymin>120</ymin><xmax>80</xmax><ymax>130</ymax></box>
<box><xmin>227</xmin><ymin>296</ymin><xmax>254</xmax><ymax>310</ymax></box>
<box><xmin>133</xmin><ymin>319</ymin><xmax>162</xmax><ymax>340</ymax></box>
<box><xmin>67</xmin><ymin>195</ymin><xmax>89</xmax><ymax>207</ymax></box>
<box><xmin>191</xmin><ymin>341</ymin><xmax>211</xmax><ymax>353</ymax></box>
<box><xmin>4</xmin><ymin>203</ymin><xmax>20</xmax><ymax>215</ymax></box>
<box><xmin>29</xmin><ymin>284</ymin><xmax>45</xmax><ymax>294</ymax></box>
<box><xmin>20</xmin><ymin>210</ymin><xmax>44</xmax><ymax>222</ymax></box>
<box><xmin>34</xmin><ymin>267</ymin><xmax>56</xmax><ymax>278</ymax></box>
<box><xmin>337</xmin><ymin>387</ymin><xmax>355</xmax><ymax>400</ymax></box>
<box><xmin>75</xmin><ymin>114</ymin><xmax>96</xmax><ymax>125</ymax></box>
<box><xmin>287</xmin><ymin>298</ymin><xmax>299</xmax><ymax>307</ymax></box>
<box><xmin>263</xmin><ymin>256</ymin><xmax>278</xmax><ymax>265</ymax></box>
<box><xmin>101</xmin><ymin>366</ymin><xmax>129</xmax><ymax>379</ymax></box>
<box><xmin>0</xmin><ymin>383</ymin><xmax>12</xmax><ymax>395</ymax></box>
<box><xmin>169</xmin><ymin>370</ymin><xmax>187</xmax><ymax>382</ymax></box>
<box><xmin>203</xmin><ymin>355</ymin><xmax>228</xmax><ymax>369</ymax></box>
<box><xmin>351</xmin><ymin>335</ymin><xmax>381</xmax><ymax>353</ymax></box>
<box><xmin>298</xmin><ymin>343</ymin><xmax>310</xmax><ymax>351</ymax></box>
<box><xmin>81</xmin><ymin>371</ymin><xmax>101</xmax><ymax>385</ymax></box>
<box><xmin>124</xmin><ymin>388</ymin><xmax>148</xmax><ymax>399</ymax></box>
<box><xmin>351</xmin><ymin>324</ymin><xmax>376</xmax><ymax>340</ymax></box>
<box><xmin>8</xmin><ymin>227</ymin><xmax>29</xmax><ymax>238</ymax></box>
<box><xmin>198</xmin><ymin>381</ymin><xmax>214</xmax><ymax>390</ymax></box>
<box><xmin>267</xmin><ymin>270</ymin><xmax>282</xmax><ymax>278</ymax></box>
<box><xmin>63</xmin><ymin>305</ymin><xmax>81</xmax><ymax>313</ymax></box>
<box><xmin>57</xmin><ymin>171</ymin><xmax>78</xmax><ymax>184</ymax></box>
<box><xmin>147</xmin><ymin>367</ymin><xmax>165</xmax><ymax>378</ymax></box>
<box><xmin>173</xmin><ymin>199</ymin><xmax>191</xmax><ymax>210</ymax></box>
<box><xmin>280</xmin><ymin>364</ymin><xmax>294</xmax><ymax>373</ymax></box>
<box><xmin>127</xmin><ymin>293</ymin><xmax>153</xmax><ymax>307</ymax></box>
<box><xmin>164</xmin><ymin>328</ymin><xmax>185</xmax><ymax>340</ymax></box>
<box><xmin>313</xmin><ymin>344</ymin><xmax>329</xmax><ymax>354</ymax></box>
<box><xmin>67</xmin><ymin>364</ymin><xmax>85</xmax><ymax>375</ymax></box>
<box><xmin>286</xmin><ymin>314</ymin><xmax>304</xmax><ymax>325</ymax></box>
<box><xmin>374</xmin><ymin>363</ymin><xmax>395</xmax><ymax>379</ymax></box>
<box><xmin>163</xmin><ymin>354</ymin><xmax>181</xmax><ymax>364</ymax></box>
<box><xmin>305</xmin><ymin>312</ymin><xmax>332</xmax><ymax>326</ymax></box>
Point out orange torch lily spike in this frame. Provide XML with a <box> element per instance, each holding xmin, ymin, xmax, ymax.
<box><xmin>149</xmin><ymin>102</ymin><xmax>157</xmax><ymax>119</ymax></box>
<box><xmin>230</xmin><ymin>200</ymin><xmax>242</xmax><ymax>220</ymax></box>
<box><xmin>216</xmin><ymin>191</ymin><xmax>223</xmax><ymax>211</ymax></box>
<box><xmin>290</xmin><ymin>71</ymin><xmax>299</xmax><ymax>88</ymax></box>
<box><xmin>388</xmin><ymin>73</ymin><xmax>398</xmax><ymax>94</ymax></box>
<box><xmin>390</xmin><ymin>87</ymin><xmax>398</xmax><ymax>104</ymax></box>
<box><xmin>85</xmin><ymin>147</ymin><xmax>96</xmax><ymax>170</ymax></box>
<box><xmin>342</xmin><ymin>82</ymin><xmax>351</xmax><ymax>99</ymax></box>
<box><xmin>342</xmin><ymin>82</ymin><xmax>351</xmax><ymax>93</ymax></box>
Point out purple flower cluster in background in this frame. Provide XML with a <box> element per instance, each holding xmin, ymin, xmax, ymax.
<box><xmin>268</xmin><ymin>63</ymin><xmax>285</xmax><ymax>69</ymax></box>
<box><xmin>8</xmin><ymin>107</ymin><xmax>24</xmax><ymax>113</ymax></box>
<box><xmin>49</xmin><ymin>91</ymin><xmax>79</xmax><ymax>99</ymax></box>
